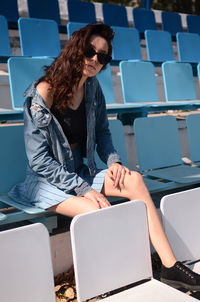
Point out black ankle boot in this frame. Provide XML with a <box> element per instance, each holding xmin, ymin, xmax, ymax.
<box><xmin>160</xmin><ymin>261</ymin><xmax>200</xmax><ymax>291</ymax></box>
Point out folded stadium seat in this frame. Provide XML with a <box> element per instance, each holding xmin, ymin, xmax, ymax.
<box><xmin>8</xmin><ymin>56</ymin><xmax>54</xmax><ymax>110</ymax></box>
<box><xmin>145</xmin><ymin>29</ymin><xmax>175</xmax><ymax>66</ymax></box>
<box><xmin>132</xmin><ymin>7</ymin><xmax>157</xmax><ymax>39</ymax></box>
<box><xmin>134</xmin><ymin>115</ymin><xmax>200</xmax><ymax>185</ymax></box>
<box><xmin>111</xmin><ymin>26</ymin><xmax>142</xmax><ymax>63</ymax></box>
<box><xmin>67</xmin><ymin>21</ymin><xmax>88</xmax><ymax>38</ymax></box>
<box><xmin>67</xmin><ymin>0</ymin><xmax>96</xmax><ymax>24</ymax></box>
<box><xmin>0</xmin><ymin>15</ymin><xmax>11</xmax><ymax>62</ymax></box>
<box><xmin>162</xmin><ymin>61</ymin><xmax>200</xmax><ymax>105</ymax></box>
<box><xmin>27</xmin><ymin>0</ymin><xmax>66</xmax><ymax>33</ymax></box>
<box><xmin>161</xmin><ymin>11</ymin><xmax>183</xmax><ymax>40</ymax></box>
<box><xmin>176</xmin><ymin>32</ymin><xmax>200</xmax><ymax>65</ymax></box>
<box><xmin>18</xmin><ymin>17</ymin><xmax>61</xmax><ymax>57</ymax></box>
<box><xmin>186</xmin><ymin>113</ymin><xmax>200</xmax><ymax>166</ymax></box>
<box><xmin>186</xmin><ymin>14</ymin><xmax>200</xmax><ymax>35</ymax></box>
<box><xmin>0</xmin><ymin>0</ymin><xmax>19</xmax><ymax>29</ymax></box>
<box><xmin>102</xmin><ymin>3</ymin><xmax>129</xmax><ymax>27</ymax></box>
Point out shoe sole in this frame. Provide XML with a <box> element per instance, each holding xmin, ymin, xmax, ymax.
<box><xmin>161</xmin><ymin>277</ymin><xmax>200</xmax><ymax>291</ymax></box>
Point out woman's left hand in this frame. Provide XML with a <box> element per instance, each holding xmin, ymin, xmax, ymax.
<box><xmin>107</xmin><ymin>163</ymin><xmax>131</xmax><ymax>189</ymax></box>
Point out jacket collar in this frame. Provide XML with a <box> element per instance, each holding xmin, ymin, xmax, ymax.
<box><xmin>24</xmin><ymin>76</ymin><xmax>97</xmax><ymax>110</ymax></box>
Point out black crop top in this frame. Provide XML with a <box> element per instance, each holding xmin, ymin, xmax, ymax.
<box><xmin>51</xmin><ymin>99</ymin><xmax>87</xmax><ymax>150</ymax></box>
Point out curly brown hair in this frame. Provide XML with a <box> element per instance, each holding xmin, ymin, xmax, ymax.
<box><xmin>41</xmin><ymin>23</ymin><xmax>114</xmax><ymax>112</ymax></box>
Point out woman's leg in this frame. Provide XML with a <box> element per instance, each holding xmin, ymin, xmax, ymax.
<box><xmin>102</xmin><ymin>170</ymin><xmax>176</xmax><ymax>268</ymax></box>
<box><xmin>49</xmin><ymin>196</ymin><xmax>100</xmax><ymax>217</ymax></box>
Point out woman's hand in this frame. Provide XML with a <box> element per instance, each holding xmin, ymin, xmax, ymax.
<box><xmin>84</xmin><ymin>189</ymin><xmax>111</xmax><ymax>209</ymax></box>
<box><xmin>107</xmin><ymin>163</ymin><xmax>131</xmax><ymax>189</ymax></box>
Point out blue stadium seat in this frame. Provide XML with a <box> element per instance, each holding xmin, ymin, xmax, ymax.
<box><xmin>67</xmin><ymin>0</ymin><xmax>96</xmax><ymax>23</ymax></box>
<box><xmin>161</xmin><ymin>11</ymin><xmax>183</xmax><ymax>37</ymax></box>
<box><xmin>96</xmin><ymin>64</ymin><xmax>115</xmax><ymax>104</ymax></box>
<box><xmin>0</xmin><ymin>125</ymin><xmax>27</xmax><ymax>194</ymax></box>
<box><xmin>186</xmin><ymin>113</ymin><xmax>200</xmax><ymax>165</ymax></box>
<box><xmin>0</xmin><ymin>124</ymin><xmax>57</xmax><ymax>230</ymax></box>
<box><xmin>8</xmin><ymin>57</ymin><xmax>54</xmax><ymax>110</ymax></box>
<box><xmin>176</xmin><ymin>32</ymin><xmax>200</xmax><ymax>63</ymax></box>
<box><xmin>145</xmin><ymin>29</ymin><xmax>174</xmax><ymax>64</ymax></box>
<box><xmin>27</xmin><ymin>0</ymin><xmax>66</xmax><ymax>33</ymax></box>
<box><xmin>186</xmin><ymin>14</ymin><xmax>200</xmax><ymax>35</ymax></box>
<box><xmin>132</xmin><ymin>8</ymin><xmax>156</xmax><ymax>37</ymax></box>
<box><xmin>134</xmin><ymin>115</ymin><xmax>200</xmax><ymax>184</ymax></box>
<box><xmin>111</xmin><ymin>27</ymin><xmax>142</xmax><ymax>62</ymax></box>
<box><xmin>0</xmin><ymin>0</ymin><xmax>19</xmax><ymax>29</ymax></box>
<box><xmin>67</xmin><ymin>22</ymin><xmax>88</xmax><ymax>38</ymax></box>
<box><xmin>0</xmin><ymin>15</ymin><xmax>11</xmax><ymax>61</ymax></box>
<box><xmin>162</xmin><ymin>61</ymin><xmax>198</xmax><ymax>104</ymax></box>
<box><xmin>120</xmin><ymin>60</ymin><xmax>158</xmax><ymax>104</ymax></box>
<box><xmin>18</xmin><ymin>18</ymin><xmax>61</xmax><ymax>57</ymax></box>
<box><xmin>102</xmin><ymin>3</ymin><xmax>129</xmax><ymax>27</ymax></box>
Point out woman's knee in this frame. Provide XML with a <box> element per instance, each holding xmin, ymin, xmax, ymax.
<box><xmin>126</xmin><ymin>171</ymin><xmax>145</xmax><ymax>188</ymax></box>
<box><xmin>48</xmin><ymin>196</ymin><xmax>100</xmax><ymax>217</ymax></box>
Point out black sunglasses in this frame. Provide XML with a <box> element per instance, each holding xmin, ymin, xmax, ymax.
<box><xmin>84</xmin><ymin>45</ymin><xmax>112</xmax><ymax>65</ymax></box>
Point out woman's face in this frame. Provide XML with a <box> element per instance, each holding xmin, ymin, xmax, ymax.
<box><xmin>82</xmin><ymin>34</ymin><xmax>109</xmax><ymax>78</ymax></box>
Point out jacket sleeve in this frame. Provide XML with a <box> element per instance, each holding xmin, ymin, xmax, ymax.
<box><xmin>95</xmin><ymin>81</ymin><xmax>122</xmax><ymax>167</ymax></box>
<box><xmin>24</xmin><ymin>99</ymin><xmax>92</xmax><ymax>197</ymax></box>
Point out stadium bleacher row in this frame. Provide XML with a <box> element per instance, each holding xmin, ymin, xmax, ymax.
<box><xmin>2</xmin><ymin>16</ymin><xmax>200</xmax><ymax>67</ymax></box>
<box><xmin>1</xmin><ymin>0</ymin><xmax>200</xmax><ymax>35</ymax></box>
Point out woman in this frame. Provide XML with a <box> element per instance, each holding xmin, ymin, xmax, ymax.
<box><xmin>9</xmin><ymin>23</ymin><xmax>200</xmax><ymax>291</ymax></box>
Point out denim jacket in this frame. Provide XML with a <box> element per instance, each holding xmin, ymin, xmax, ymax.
<box><xmin>23</xmin><ymin>76</ymin><xmax>121</xmax><ymax>197</ymax></box>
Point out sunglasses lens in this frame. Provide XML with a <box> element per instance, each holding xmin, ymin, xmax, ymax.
<box><xmin>84</xmin><ymin>46</ymin><xmax>96</xmax><ymax>58</ymax></box>
<box><xmin>84</xmin><ymin>46</ymin><xmax>112</xmax><ymax>65</ymax></box>
<box><xmin>97</xmin><ymin>53</ymin><xmax>110</xmax><ymax>65</ymax></box>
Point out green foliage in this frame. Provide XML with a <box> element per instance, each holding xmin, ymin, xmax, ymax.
<box><xmin>152</xmin><ymin>0</ymin><xmax>199</xmax><ymax>14</ymax></box>
<box><xmin>87</xmin><ymin>0</ymin><xmax>136</xmax><ymax>6</ymax></box>
<box><xmin>84</xmin><ymin>0</ymin><xmax>200</xmax><ymax>14</ymax></box>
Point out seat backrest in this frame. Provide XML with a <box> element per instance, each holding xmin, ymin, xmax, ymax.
<box><xmin>111</xmin><ymin>26</ymin><xmax>142</xmax><ymax>61</ymax></box>
<box><xmin>27</xmin><ymin>0</ymin><xmax>61</xmax><ymax>25</ymax></box>
<box><xmin>162</xmin><ymin>61</ymin><xmax>196</xmax><ymax>102</ymax></box>
<box><xmin>145</xmin><ymin>29</ymin><xmax>174</xmax><ymax>62</ymax></box>
<box><xmin>18</xmin><ymin>17</ymin><xmax>61</xmax><ymax>57</ymax></box>
<box><xmin>120</xmin><ymin>60</ymin><xmax>158</xmax><ymax>103</ymax></box>
<box><xmin>0</xmin><ymin>0</ymin><xmax>19</xmax><ymax>23</ymax></box>
<box><xmin>176</xmin><ymin>32</ymin><xmax>200</xmax><ymax>63</ymax></box>
<box><xmin>0</xmin><ymin>15</ymin><xmax>11</xmax><ymax>56</ymax></box>
<box><xmin>0</xmin><ymin>223</ymin><xmax>56</xmax><ymax>302</ymax></box>
<box><xmin>186</xmin><ymin>113</ymin><xmax>200</xmax><ymax>163</ymax></box>
<box><xmin>67</xmin><ymin>21</ymin><xmax>87</xmax><ymax>38</ymax></box>
<box><xmin>96</xmin><ymin>64</ymin><xmax>115</xmax><ymax>104</ymax></box>
<box><xmin>134</xmin><ymin>115</ymin><xmax>182</xmax><ymax>172</ymax></box>
<box><xmin>8</xmin><ymin>57</ymin><xmax>54</xmax><ymax>110</ymax></box>
<box><xmin>0</xmin><ymin>124</ymin><xmax>27</xmax><ymax>194</ymax></box>
<box><xmin>160</xmin><ymin>187</ymin><xmax>200</xmax><ymax>262</ymax></box>
<box><xmin>102</xmin><ymin>3</ymin><xmax>129</xmax><ymax>27</ymax></box>
<box><xmin>132</xmin><ymin>8</ymin><xmax>156</xmax><ymax>33</ymax></box>
<box><xmin>67</xmin><ymin>0</ymin><xmax>96</xmax><ymax>23</ymax></box>
<box><xmin>161</xmin><ymin>11</ymin><xmax>183</xmax><ymax>36</ymax></box>
<box><xmin>95</xmin><ymin>119</ymin><xmax>128</xmax><ymax>169</ymax></box>
<box><xmin>186</xmin><ymin>14</ymin><xmax>200</xmax><ymax>35</ymax></box>
<box><xmin>71</xmin><ymin>200</ymin><xmax>152</xmax><ymax>301</ymax></box>
<box><xmin>198</xmin><ymin>62</ymin><xmax>200</xmax><ymax>96</ymax></box>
